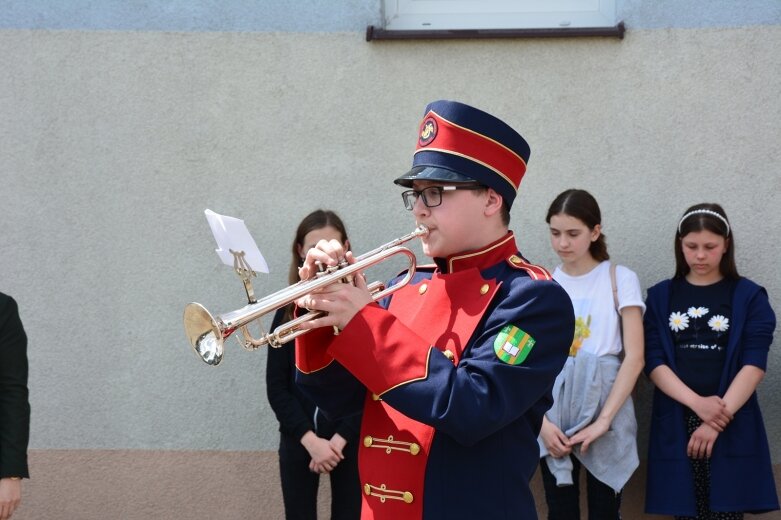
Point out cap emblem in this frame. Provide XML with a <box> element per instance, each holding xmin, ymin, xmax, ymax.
<box><xmin>418</xmin><ymin>116</ymin><xmax>438</xmax><ymax>147</ymax></box>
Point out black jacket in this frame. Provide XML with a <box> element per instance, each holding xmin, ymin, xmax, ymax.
<box><xmin>265</xmin><ymin>307</ymin><xmax>360</xmax><ymax>444</ymax></box>
<box><xmin>0</xmin><ymin>292</ymin><xmax>30</xmax><ymax>479</ymax></box>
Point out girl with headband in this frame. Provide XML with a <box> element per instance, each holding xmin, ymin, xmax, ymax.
<box><xmin>539</xmin><ymin>189</ymin><xmax>645</xmax><ymax>519</ymax></box>
<box><xmin>644</xmin><ymin>203</ymin><xmax>778</xmax><ymax>519</ymax></box>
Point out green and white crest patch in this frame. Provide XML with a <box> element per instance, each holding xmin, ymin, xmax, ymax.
<box><xmin>494</xmin><ymin>325</ymin><xmax>536</xmax><ymax>365</ymax></box>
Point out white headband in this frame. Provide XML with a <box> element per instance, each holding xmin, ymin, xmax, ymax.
<box><xmin>678</xmin><ymin>209</ymin><xmax>730</xmax><ymax>236</ymax></box>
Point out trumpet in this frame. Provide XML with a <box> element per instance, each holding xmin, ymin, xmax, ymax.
<box><xmin>183</xmin><ymin>225</ymin><xmax>429</xmax><ymax>366</ymax></box>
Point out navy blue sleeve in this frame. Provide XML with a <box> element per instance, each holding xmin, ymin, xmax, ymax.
<box><xmin>381</xmin><ymin>279</ymin><xmax>574</xmax><ymax>446</ymax></box>
<box><xmin>738</xmin><ymin>285</ymin><xmax>776</xmax><ymax>371</ymax></box>
<box><xmin>644</xmin><ymin>283</ymin><xmax>671</xmax><ymax>377</ymax></box>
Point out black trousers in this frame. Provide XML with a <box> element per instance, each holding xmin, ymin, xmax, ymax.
<box><xmin>540</xmin><ymin>456</ymin><xmax>623</xmax><ymax>520</ymax></box>
<box><xmin>278</xmin><ymin>434</ymin><xmax>361</xmax><ymax>520</ymax></box>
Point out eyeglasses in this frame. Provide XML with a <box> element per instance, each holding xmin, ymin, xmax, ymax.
<box><xmin>401</xmin><ymin>185</ymin><xmax>484</xmax><ymax>211</ymax></box>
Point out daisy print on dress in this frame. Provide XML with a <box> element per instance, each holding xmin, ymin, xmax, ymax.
<box><xmin>708</xmin><ymin>315</ymin><xmax>729</xmax><ymax>332</ymax></box>
<box><xmin>669</xmin><ymin>311</ymin><xmax>690</xmax><ymax>332</ymax></box>
<box><xmin>685</xmin><ymin>306</ymin><xmax>709</xmax><ymax>340</ymax></box>
<box><xmin>687</xmin><ymin>307</ymin><xmax>709</xmax><ymax>319</ymax></box>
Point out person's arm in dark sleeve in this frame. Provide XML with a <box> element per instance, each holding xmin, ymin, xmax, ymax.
<box><xmin>643</xmin><ymin>285</ymin><xmax>669</xmax><ymax>377</ymax></box>
<box><xmin>0</xmin><ymin>295</ymin><xmax>30</xmax><ymax>479</ymax></box>
<box><xmin>736</xmin><ymin>286</ymin><xmax>775</xmax><ymax>371</ymax></box>
<box><xmin>265</xmin><ymin>307</ymin><xmax>313</xmax><ymax>440</ymax></box>
<box><xmin>333</xmin><ymin>411</ymin><xmax>362</xmax><ymax>446</ymax></box>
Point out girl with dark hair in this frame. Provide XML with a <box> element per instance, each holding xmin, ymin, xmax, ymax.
<box><xmin>538</xmin><ymin>189</ymin><xmax>645</xmax><ymax>519</ymax></box>
<box><xmin>644</xmin><ymin>203</ymin><xmax>778</xmax><ymax>519</ymax></box>
<box><xmin>266</xmin><ymin>209</ymin><xmax>361</xmax><ymax>520</ymax></box>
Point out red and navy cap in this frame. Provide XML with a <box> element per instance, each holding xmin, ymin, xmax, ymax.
<box><xmin>394</xmin><ymin>100</ymin><xmax>530</xmax><ymax>209</ymax></box>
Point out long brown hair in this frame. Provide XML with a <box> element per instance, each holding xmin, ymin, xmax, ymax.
<box><xmin>674</xmin><ymin>203</ymin><xmax>738</xmax><ymax>279</ymax></box>
<box><xmin>545</xmin><ymin>189</ymin><xmax>609</xmax><ymax>262</ymax></box>
<box><xmin>284</xmin><ymin>210</ymin><xmax>349</xmax><ymax>320</ymax></box>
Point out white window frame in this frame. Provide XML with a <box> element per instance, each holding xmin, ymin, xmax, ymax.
<box><xmin>382</xmin><ymin>0</ymin><xmax>617</xmax><ymax>31</ymax></box>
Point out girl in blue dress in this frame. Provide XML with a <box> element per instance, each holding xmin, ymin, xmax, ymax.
<box><xmin>644</xmin><ymin>203</ymin><xmax>779</xmax><ymax>519</ymax></box>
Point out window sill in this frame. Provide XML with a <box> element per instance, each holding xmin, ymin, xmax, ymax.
<box><xmin>366</xmin><ymin>21</ymin><xmax>624</xmax><ymax>41</ymax></box>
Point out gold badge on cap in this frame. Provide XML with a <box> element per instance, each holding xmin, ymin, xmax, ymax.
<box><xmin>418</xmin><ymin>116</ymin><xmax>438</xmax><ymax>146</ymax></box>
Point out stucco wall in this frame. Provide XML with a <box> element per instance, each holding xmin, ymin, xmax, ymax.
<box><xmin>0</xmin><ymin>10</ymin><xmax>779</xmax><ymax>519</ymax></box>
<box><xmin>2</xmin><ymin>24</ymin><xmax>779</xmax><ymax>452</ymax></box>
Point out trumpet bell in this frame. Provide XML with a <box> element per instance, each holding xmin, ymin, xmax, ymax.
<box><xmin>184</xmin><ymin>302</ymin><xmax>224</xmax><ymax>366</ymax></box>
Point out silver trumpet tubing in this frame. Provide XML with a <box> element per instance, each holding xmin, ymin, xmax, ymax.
<box><xmin>183</xmin><ymin>225</ymin><xmax>429</xmax><ymax>366</ymax></box>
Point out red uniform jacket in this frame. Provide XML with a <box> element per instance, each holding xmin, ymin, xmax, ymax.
<box><xmin>296</xmin><ymin>233</ymin><xmax>574</xmax><ymax>519</ymax></box>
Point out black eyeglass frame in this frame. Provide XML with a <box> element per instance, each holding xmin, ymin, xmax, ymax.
<box><xmin>401</xmin><ymin>185</ymin><xmax>484</xmax><ymax>211</ymax></box>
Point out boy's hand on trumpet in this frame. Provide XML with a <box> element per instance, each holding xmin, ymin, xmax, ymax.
<box><xmin>298</xmin><ymin>238</ymin><xmax>349</xmax><ymax>281</ymax></box>
<box><xmin>297</xmin><ymin>238</ymin><xmax>373</xmax><ymax>331</ymax></box>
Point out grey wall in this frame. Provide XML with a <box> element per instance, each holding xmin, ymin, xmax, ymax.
<box><xmin>1</xmin><ymin>2</ymin><xmax>779</xmax><ymax>518</ymax></box>
<box><xmin>1</xmin><ymin>25</ymin><xmax>779</xmax><ymax>457</ymax></box>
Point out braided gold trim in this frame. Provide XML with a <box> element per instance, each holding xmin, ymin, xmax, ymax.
<box><xmin>363</xmin><ymin>435</ymin><xmax>421</xmax><ymax>455</ymax></box>
<box><xmin>363</xmin><ymin>483</ymin><xmax>414</xmax><ymax>504</ymax></box>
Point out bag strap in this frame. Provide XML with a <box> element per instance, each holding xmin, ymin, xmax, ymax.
<box><xmin>610</xmin><ymin>262</ymin><xmax>626</xmax><ymax>359</ymax></box>
<box><xmin>609</xmin><ymin>261</ymin><xmax>620</xmax><ymax>314</ymax></box>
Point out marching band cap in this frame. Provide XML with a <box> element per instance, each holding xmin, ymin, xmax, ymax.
<box><xmin>394</xmin><ymin>100</ymin><xmax>530</xmax><ymax>209</ymax></box>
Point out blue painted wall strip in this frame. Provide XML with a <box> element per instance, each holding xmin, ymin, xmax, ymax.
<box><xmin>0</xmin><ymin>1</ymin><xmax>778</xmax><ymax>34</ymax></box>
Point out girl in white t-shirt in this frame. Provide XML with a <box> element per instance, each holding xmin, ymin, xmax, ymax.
<box><xmin>538</xmin><ymin>189</ymin><xmax>645</xmax><ymax>520</ymax></box>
